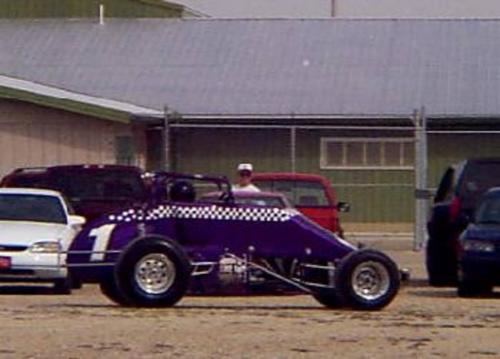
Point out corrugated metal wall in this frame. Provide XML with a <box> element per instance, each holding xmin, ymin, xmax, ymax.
<box><xmin>173</xmin><ymin>128</ymin><xmax>292</xmax><ymax>175</ymax></box>
<box><xmin>172</xmin><ymin>127</ymin><xmax>415</xmax><ymax>227</ymax></box>
<box><xmin>428</xmin><ymin>133</ymin><xmax>500</xmax><ymax>187</ymax></box>
<box><xmin>172</xmin><ymin>126</ymin><xmax>500</xmax><ymax>230</ymax></box>
<box><xmin>0</xmin><ymin>0</ymin><xmax>182</xmax><ymax>18</ymax></box>
<box><xmin>296</xmin><ymin>129</ymin><xmax>414</xmax><ymax>225</ymax></box>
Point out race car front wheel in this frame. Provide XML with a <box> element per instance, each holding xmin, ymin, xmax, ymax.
<box><xmin>113</xmin><ymin>236</ymin><xmax>191</xmax><ymax>307</ymax></box>
<box><xmin>334</xmin><ymin>249</ymin><xmax>400</xmax><ymax>310</ymax></box>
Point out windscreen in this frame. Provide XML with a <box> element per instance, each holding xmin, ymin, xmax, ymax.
<box><xmin>252</xmin><ymin>180</ymin><xmax>329</xmax><ymax>207</ymax></box>
<box><xmin>457</xmin><ymin>161</ymin><xmax>500</xmax><ymax>211</ymax></box>
<box><xmin>56</xmin><ymin>170</ymin><xmax>146</xmax><ymax>201</ymax></box>
<box><xmin>0</xmin><ymin>194</ymin><xmax>66</xmax><ymax>224</ymax></box>
<box><xmin>4</xmin><ymin>174</ymin><xmax>51</xmax><ymax>189</ymax></box>
<box><xmin>201</xmin><ymin>194</ymin><xmax>286</xmax><ymax>208</ymax></box>
<box><xmin>475</xmin><ymin>196</ymin><xmax>500</xmax><ymax>224</ymax></box>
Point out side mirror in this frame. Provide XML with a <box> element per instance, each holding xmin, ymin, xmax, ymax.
<box><xmin>337</xmin><ymin>202</ymin><xmax>350</xmax><ymax>213</ymax></box>
<box><xmin>68</xmin><ymin>215</ymin><xmax>86</xmax><ymax>227</ymax></box>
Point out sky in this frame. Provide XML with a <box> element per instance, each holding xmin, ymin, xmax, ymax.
<box><xmin>178</xmin><ymin>0</ymin><xmax>332</xmax><ymax>18</ymax></box>
<box><xmin>177</xmin><ymin>0</ymin><xmax>500</xmax><ymax>18</ymax></box>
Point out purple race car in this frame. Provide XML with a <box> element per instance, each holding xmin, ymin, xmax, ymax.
<box><xmin>66</xmin><ymin>173</ymin><xmax>400</xmax><ymax>310</ymax></box>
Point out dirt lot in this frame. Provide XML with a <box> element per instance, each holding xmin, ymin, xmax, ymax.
<box><xmin>1</xmin><ymin>250</ymin><xmax>500</xmax><ymax>359</ymax></box>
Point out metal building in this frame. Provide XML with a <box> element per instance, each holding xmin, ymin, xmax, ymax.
<box><xmin>2</xmin><ymin>18</ymin><xmax>500</xmax><ymax>236</ymax></box>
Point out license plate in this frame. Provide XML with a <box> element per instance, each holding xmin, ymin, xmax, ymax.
<box><xmin>0</xmin><ymin>257</ymin><xmax>11</xmax><ymax>269</ymax></box>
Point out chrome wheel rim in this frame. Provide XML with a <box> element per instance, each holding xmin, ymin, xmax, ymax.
<box><xmin>351</xmin><ymin>261</ymin><xmax>390</xmax><ymax>301</ymax></box>
<box><xmin>134</xmin><ymin>253</ymin><xmax>176</xmax><ymax>295</ymax></box>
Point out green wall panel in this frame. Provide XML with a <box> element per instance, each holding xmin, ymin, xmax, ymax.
<box><xmin>173</xmin><ymin>127</ymin><xmax>415</xmax><ymax>223</ymax></box>
<box><xmin>174</xmin><ymin>128</ymin><xmax>291</xmax><ymax>179</ymax></box>
<box><xmin>0</xmin><ymin>0</ymin><xmax>183</xmax><ymax>18</ymax></box>
<box><xmin>427</xmin><ymin>133</ymin><xmax>500</xmax><ymax>189</ymax></box>
<box><xmin>294</xmin><ymin>129</ymin><xmax>414</xmax><ymax>223</ymax></box>
<box><xmin>172</xmin><ymin>127</ymin><xmax>500</xmax><ymax>224</ymax></box>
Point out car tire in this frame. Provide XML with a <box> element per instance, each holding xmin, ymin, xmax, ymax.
<box><xmin>53</xmin><ymin>278</ymin><xmax>72</xmax><ymax>295</ymax></box>
<box><xmin>333</xmin><ymin>249</ymin><xmax>400</xmax><ymax>311</ymax></box>
<box><xmin>457</xmin><ymin>270</ymin><xmax>493</xmax><ymax>298</ymax></box>
<box><xmin>70</xmin><ymin>274</ymin><xmax>83</xmax><ymax>290</ymax></box>
<box><xmin>457</xmin><ymin>280</ymin><xmax>493</xmax><ymax>298</ymax></box>
<box><xmin>426</xmin><ymin>237</ymin><xmax>457</xmax><ymax>286</ymax></box>
<box><xmin>99</xmin><ymin>273</ymin><xmax>131</xmax><ymax>306</ymax></box>
<box><xmin>312</xmin><ymin>290</ymin><xmax>344</xmax><ymax>309</ymax></box>
<box><xmin>113</xmin><ymin>236</ymin><xmax>191</xmax><ymax>307</ymax></box>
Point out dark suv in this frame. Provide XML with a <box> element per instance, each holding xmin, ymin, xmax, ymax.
<box><xmin>0</xmin><ymin>165</ymin><xmax>148</xmax><ymax>221</ymax></box>
<box><xmin>426</xmin><ymin>158</ymin><xmax>500</xmax><ymax>286</ymax></box>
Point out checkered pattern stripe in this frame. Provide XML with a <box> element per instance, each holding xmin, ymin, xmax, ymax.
<box><xmin>108</xmin><ymin>205</ymin><xmax>299</xmax><ymax>223</ymax></box>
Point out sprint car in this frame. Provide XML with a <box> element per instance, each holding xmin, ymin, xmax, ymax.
<box><xmin>67</xmin><ymin>173</ymin><xmax>400</xmax><ymax>310</ymax></box>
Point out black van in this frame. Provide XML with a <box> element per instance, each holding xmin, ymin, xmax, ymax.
<box><xmin>0</xmin><ymin>165</ymin><xmax>148</xmax><ymax>221</ymax></box>
<box><xmin>427</xmin><ymin>158</ymin><xmax>500</xmax><ymax>286</ymax></box>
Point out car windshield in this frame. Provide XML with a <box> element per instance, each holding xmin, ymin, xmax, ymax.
<box><xmin>56</xmin><ymin>170</ymin><xmax>146</xmax><ymax>201</ymax></box>
<box><xmin>252</xmin><ymin>180</ymin><xmax>329</xmax><ymax>207</ymax></box>
<box><xmin>458</xmin><ymin>161</ymin><xmax>500</xmax><ymax>210</ymax></box>
<box><xmin>201</xmin><ymin>194</ymin><xmax>287</xmax><ymax>208</ymax></box>
<box><xmin>0</xmin><ymin>194</ymin><xmax>66</xmax><ymax>224</ymax></box>
<box><xmin>235</xmin><ymin>196</ymin><xmax>287</xmax><ymax>208</ymax></box>
<box><xmin>475</xmin><ymin>196</ymin><xmax>500</xmax><ymax>224</ymax></box>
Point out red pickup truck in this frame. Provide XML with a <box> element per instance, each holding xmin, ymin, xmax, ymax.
<box><xmin>251</xmin><ymin>173</ymin><xmax>349</xmax><ymax>237</ymax></box>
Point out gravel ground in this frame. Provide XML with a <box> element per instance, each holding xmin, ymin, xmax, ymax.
<box><xmin>1</xmin><ymin>250</ymin><xmax>500</xmax><ymax>358</ymax></box>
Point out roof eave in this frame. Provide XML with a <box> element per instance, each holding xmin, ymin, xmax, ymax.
<box><xmin>0</xmin><ymin>75</ymin><xmax>162</xmax><ymax>124</ymax></box>
<box><xmin>0</xmin><ymin>85</ymin><xmax>130</xmax><ymax>123</ymax></box>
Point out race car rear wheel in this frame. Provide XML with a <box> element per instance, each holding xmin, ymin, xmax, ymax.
<box><xmin>334</xmin><ymin>249</ymin><xmax>400</xmax><ymax>310</ymax></box>
<box><xmin>114</xmin><ymin>237</ymin><xmax>191</xmax><ymax>307</ymax></box>
<box><xmin>99</xmin><ymin>272</ymin><xmax>131</xmax><ymax>306</ymax></box>
<box><xmin>312</xmin><ymin>290</ymin><xmax>344</xmax><ymax>309</ymax></box>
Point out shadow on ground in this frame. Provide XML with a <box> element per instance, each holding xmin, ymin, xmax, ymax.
<box><xmin>0</xmin><ymin>285</ymin><xmax>58</xmax><ymax>295</ymax></box>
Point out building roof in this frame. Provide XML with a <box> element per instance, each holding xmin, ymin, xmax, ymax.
<box><xmin>0</xmin><ymin>75</ymin><xmax>160</xmax><ymax>122</ymax></box>
<box><xmin>1</xmin><ymin>18</ymin><xmax>500</xmax><ymax>119</ymax></box>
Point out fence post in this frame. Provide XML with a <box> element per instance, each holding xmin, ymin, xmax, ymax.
<box><xmin>290</xmin><ymin>126</ymin><xmax>297</xmax><ymax>173</ymax></box>
<box><xmin>163</xmin><ymin>106</ymin><xmax>171</xmax><ymax>171</ymax></box>
<box><xmin>414</xmin><ymin>107</ymin><xmax>428</xmax><ymax>250</ymax></box>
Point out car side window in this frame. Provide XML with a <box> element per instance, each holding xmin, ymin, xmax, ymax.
<box><xmin>252</xmin><ymin>180</ymin><xmax>328</xmax><ymax>207</ymax></box>
<box><xmin>434</xmin><ymin>167</ymin><xmax>454</xmax><ymax>203</ymax></box>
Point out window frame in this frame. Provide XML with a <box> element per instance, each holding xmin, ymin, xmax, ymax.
<box><xmin>320</xmin><ymin>137</ymin><xmax>414</xmax><ymax>170</ymax></box>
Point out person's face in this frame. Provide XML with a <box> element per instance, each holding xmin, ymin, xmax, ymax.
<box><xmin>238</xmin><ymin>170</ymin><xmax>252</xmax><ymax>185</ymax></box>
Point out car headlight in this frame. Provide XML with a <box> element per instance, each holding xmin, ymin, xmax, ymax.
<box><xmin>29</xmin><ymin>241</ymin><xmax>61</xmax><ymax>253</ymax></box>
<box><xmin>463</xmin><ymin>240</ymin><xmax>495</xmax><ymax>253</ymax></box>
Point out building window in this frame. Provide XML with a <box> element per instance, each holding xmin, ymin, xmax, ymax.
<box><xmin>320</xmin><ymin>137</ymin><xmax>414</xmax><ymax>170</ymax></box>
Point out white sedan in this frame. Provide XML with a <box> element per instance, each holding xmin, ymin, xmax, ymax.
<box><xmin>0</xmin><ymin>188</ymin><xmax>85</xmax><ymax>293</ymax></box>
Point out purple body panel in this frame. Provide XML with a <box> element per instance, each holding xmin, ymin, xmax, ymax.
<box><xmin>68</xmin><ymin>201</ymin><xmax>355</xmax><ymax>282</ymax></box>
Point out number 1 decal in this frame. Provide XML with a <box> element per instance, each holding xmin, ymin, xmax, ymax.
<box><xmin>89</xmin><ymin>224</ymin><xmax>117</xmax><ymax>261</ymax></box>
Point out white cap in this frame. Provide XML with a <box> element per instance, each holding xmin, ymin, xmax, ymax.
<box><xmin>237</xmin><ymin>163</ymin><xmax>253</xmax><ymax>172</ymax></box>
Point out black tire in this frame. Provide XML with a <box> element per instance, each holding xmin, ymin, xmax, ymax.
<box><xmin>457</xmin><ymin>279</ymin><xmax>493</xmax><ymax>298</ymax></box>
<box><xmin>113</xmin><ymin>237</ymin><xmax>191</xmax><ymax>307</ymax></box>
<box><xmin>426</xmin><ymin>237</ymin><xmax>457</xmax><ymax>286</ymax></box>
<box><xmin>312</xmin><ymin>290</ymin><xmax>344</xmax><ymax>309</ymax></box>
<box><xmin>99</xmin><ymin>272</ymin><xmax>131</xmax><ymax>306</ymax></box>
<box><xmin>334</xmin><ymin>249</ymin><xmax>400</xmax><ymax>311</ymax></box>
<box><xmin>426</xmin><ymin>205</ymin><xmax>461</xmax><ymax>287</ymax></box>
<box><xmin>70</xmin><ymin>274</ymin><xmax>83</xmax><ymax>290</ymax></box>
<box><xmin>457</xmin><ymin>268</ymin><xmax>493</xmax><ymax>298</ymax></box>
<box><xmin>53</xmin><ymin>278</ymin><xmax>72</xmax><ymax>295</ymax></box>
